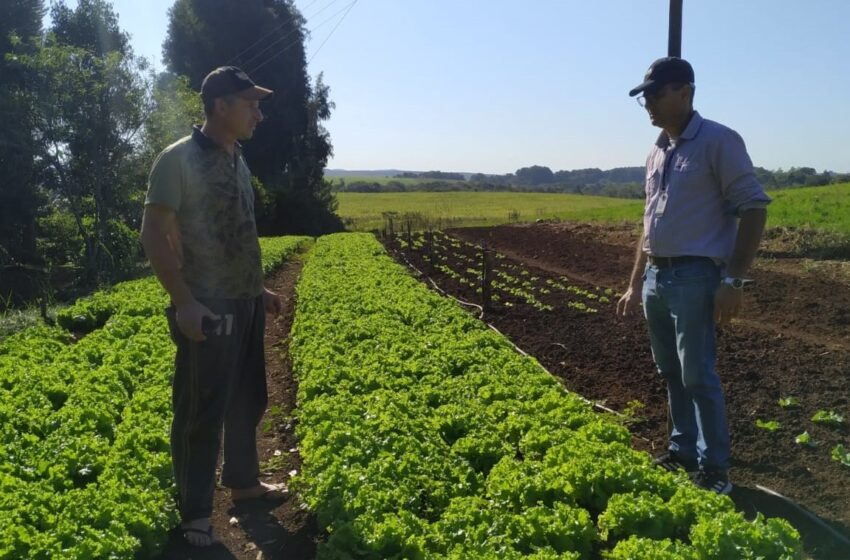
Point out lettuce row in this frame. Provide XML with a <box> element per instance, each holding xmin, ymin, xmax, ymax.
<box><xmin>259</xmin><ymin>235</ymin><xmax>312</xmax><ymax>274</ymax></box>
<box><xmin>1</xmin><ymin>313</ymin><xmax>178</xmax><ymax>558</ymax></box>
<box><xmin>290</xmin><ymin>233</ymin><xmax>801</xmax><ymax>559</ymax></box>
<box><xmin>56</xmin><ymin>236</ymin><xmax>311</xmax><ymax>332</ymax></box>
<box><xmin>0</xmin><ymin>236</ymin><xmax>306</xmax><ymax>559</ymax></box>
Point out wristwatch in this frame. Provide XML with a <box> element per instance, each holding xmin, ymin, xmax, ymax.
<box><xmin>721</xmin><ymin>277</ymin><xmax>746</xmax><ymax>289</ymax></box>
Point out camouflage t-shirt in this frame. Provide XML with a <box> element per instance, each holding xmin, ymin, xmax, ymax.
<box><xmin>145</xmin><ymin>126</ymin><xmax>264</xmax><ymax>299</ymax></box>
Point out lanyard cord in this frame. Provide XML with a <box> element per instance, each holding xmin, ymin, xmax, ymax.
<box><xmin>660</xmin><ymin>145</ymin><xmax>677</xmax><ymax>192</ymax></box>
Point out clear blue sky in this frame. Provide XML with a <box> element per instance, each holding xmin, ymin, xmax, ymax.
<box><xmin>55</xmin><ymin>0</ymin><xmax>850</xmax><ymax>174</ymax></box>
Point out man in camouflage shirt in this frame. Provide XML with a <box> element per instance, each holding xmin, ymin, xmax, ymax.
<box><xmin>141</xmin><ymin>66</ymin><xmax>284</xmax><ymax>547</ymax></box>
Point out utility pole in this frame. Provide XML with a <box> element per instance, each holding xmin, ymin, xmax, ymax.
<box><xmin>668</xmin><ymin>0</ymin><xmax>683</xmax><ymax>57</ymax></box>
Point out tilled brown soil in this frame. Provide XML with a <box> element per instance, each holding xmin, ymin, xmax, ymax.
<box><xmin>387</xmin><ymin>222</ymin><xmax>850</xmax><ymax>559</ymax></box>
<box><xmin>157</xmin><ymin>256</ymin><xmax>320</xmax><ymax>560</ymax></box>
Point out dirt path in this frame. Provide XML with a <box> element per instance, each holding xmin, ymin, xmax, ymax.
<box><xmin>157</xmin><ymin>254</ymin><xmax>319</xmax><ymax>560</ymax></box>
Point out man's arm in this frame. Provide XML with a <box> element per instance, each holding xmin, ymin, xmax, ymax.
<box><xmin>725</xmin><ymin>208</ymin><xmax>767</xmax><ymax>278</ymax></box>
<box><xmin>140</xmin><ymin>204</ymin><xmax>192</xmax><ymax>305</ymax></box>
<box><xmin>714</xmin><ymin>207</ymin><xmax>767</xmax><ymax>324</ymax></box>
<box><xmin>616</xmin><ymin>230</ymin><xmax>648</xmax><ymax>317</ymax></box>
<box><xmin>141</xmin><ymin>204</ymin><xmax>216</xmax><ymax>340</ymax></box>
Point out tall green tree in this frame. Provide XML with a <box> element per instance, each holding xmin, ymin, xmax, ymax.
<box><xmin>163</xmin><ymin>0</ymin><xmax>342</xmax><ymax>234</ymax></box>
<box><xmin>140</xmin><ymin>72</ymin><xmax>205</xmax><ymax>164</ymax></box>
<box><xmin>50</xmin><ymin>0</ymin><xmax>129</xmax><ymax>56</ymax></box>
<box><xmin>17</xmin><ymin>0</ymin><xmax>149</xmax><ymax>284</ymax></box>
<box><xmin>0</xmin><ymin>0</ymin><xmax>45</xmax><ymax>268</ymax></box>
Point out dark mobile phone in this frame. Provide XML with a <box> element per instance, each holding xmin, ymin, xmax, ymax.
<box><xmin>201</xmin><ymin>316</ymin><xmax>222</xmax><ymax>336</ymax></box>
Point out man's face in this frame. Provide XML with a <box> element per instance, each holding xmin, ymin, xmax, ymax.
<box><xmin>641</xmin><ymin>83</ymin><xmax>690</xmax><ymax>128</ymax></box>
<box><xmin>216</xmin><ymin>95</ymin><xmax>264</xmax><ymax>140</ymax></box>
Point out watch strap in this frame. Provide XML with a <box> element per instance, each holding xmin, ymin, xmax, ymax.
<box><xmin>722</xmin><ymin>276</ymin><xmax>745</xmax><ymax>289</ymax></box>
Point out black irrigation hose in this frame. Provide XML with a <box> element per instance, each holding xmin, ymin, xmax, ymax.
<box><xmin>754</xmin><ymin>484</ymin><xmax>850</xmax><ymax>550</ymax></box>
<box><xmin>392</xmin><ymin>240</ymin><xmax>850</xmax><ymax>550</ymax></box>
<box><xmin>394</xmin><ymin>248</ymin><xmax>484</xmax><ymax>319</ymax></box>
<box><xmin>391</xmin><ymin>244</ymin><xmax>652</xmax><ymax>444</ymax></box>
<box><xmin>485</xmin><ymin>322</ymin><xmax>653</xmax><ymax>445</ymax></box>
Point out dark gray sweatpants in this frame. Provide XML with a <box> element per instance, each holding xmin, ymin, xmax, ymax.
<box><xmin>165</xmin><ymin>295</ymin><xmax>268</xmax><ymax>522</ymax></box>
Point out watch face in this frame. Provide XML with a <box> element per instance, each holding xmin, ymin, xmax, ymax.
<box><xmin>729</xmin><ymin>278</ymin><xmax>744</xmax><ymax>289</ymax></box>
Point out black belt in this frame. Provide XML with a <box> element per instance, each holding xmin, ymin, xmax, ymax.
<box><xmin>647</xmin><ymin>255</ymin><xmax>712</xmax><ymax>268</ymax></box>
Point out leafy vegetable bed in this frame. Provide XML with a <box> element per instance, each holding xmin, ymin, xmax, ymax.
<box><xmin>290</xmin><ymin>233</ymin><xmax>802</xmax><ymax>559</ymax></box>
<box><xmin>57</xmin><ymin>236</ymin><xmax>311</xmax><ymax>334</ymax></box>
<box><xmin>0</xmin><ymin>236</ymin><xmax>310</xmax><ymax>559</ymax></box>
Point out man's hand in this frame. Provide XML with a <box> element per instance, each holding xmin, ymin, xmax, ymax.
<box><xmin>263</xmin><ymin>288</ymin><xmax>283</xmax><ymax>316</ymax></box>
<box><xmin>619</xmin><ymin>232</ymin><xmax>647</xmax><ymax>318</ymax></box>
<box><xmin>616</xmin><ymin>286</ymin><xmax>642</xmax><ymax>317</ymax></box>
<box><xmin>176</xmin><ymin>300</ymin><xmax>219</xmax><ymax>341</ymax></box>
<box><xmin>714</xmin><ymin>284</ymin><xmax>743</xmax><ymax>325</ymax></box>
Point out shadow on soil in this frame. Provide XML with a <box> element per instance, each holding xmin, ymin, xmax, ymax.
<box><xmin>156</xmin><ymin>498</ymin><xmax>319</xmax><ymax>560</ymax></box>
<box><xmin>156</xmin><ymin>530</ymin><xmax>239</xmax><ymax>560</ymax></box>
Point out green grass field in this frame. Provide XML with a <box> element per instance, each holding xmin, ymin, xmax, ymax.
<box><xmin>767</xmin><ymin>182</ymin><xmax>850</xmax><ymax>233</ymax></box>
<box><xmin>330</xmin><ymin>175</ymin><xmax>466</xmax><ymax>187</ymax></box>
<box><xmin>337</xmin><ymin>192</ymin><xmax>643</xmax><ymax>231</ymax></box>
<box><xmin>337</xmin><ymin>183</ymin><xmax>850</xmax><ymax>233</ymax></box>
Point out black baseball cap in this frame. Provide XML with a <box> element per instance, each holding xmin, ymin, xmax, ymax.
<box><xmin>200</xmin><ymin>66</ymin><xmax>273</xmax><ymax>102</ymax></box>
<box><xmin>629</xmin><ymin>57</ymin><xmax>694</xmax><ymax>97</ymax></box>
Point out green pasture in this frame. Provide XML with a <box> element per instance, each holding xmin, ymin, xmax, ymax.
<box><xmin>337</xmin><ymin>183</ymin><xmax>850</xmax><ymax>233</ymax></box>
<box><xmin>330</xmin><ymin>175</ymin><xmax>466</xmax><ymax>187</ymax></box>
<box><xmin>767</xmin><ymin>182</ymin><xmax>850</xmax><ymax>233</ymax></box>
<box><xmin>337</xmin><ymin>191</ymin><xmax>643</xmax><ymax>231</ymax></box>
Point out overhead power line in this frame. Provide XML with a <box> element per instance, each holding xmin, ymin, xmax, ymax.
<box><xmin>308</xmin><ymin>0</ymin><xmax>358</xmax><ymax>64</ymax></box>
<box><xmin>300</xmin><ymin>0</ymin><xmax>325</xmax><ymax>11</ymax></box>
<box><xmin>226</xmin><ymin>0</ymin><xmax>345</xmax><ymax>68</ymax></box>
<box><xmin>240</xmin><ymin>0</ymin><xmax>352</xmax><ymax>72</ymax></box>
<box><xmin>247</xmin><ymin>0</ymin><xmax>357</xmax><ymax>74</ymax></box>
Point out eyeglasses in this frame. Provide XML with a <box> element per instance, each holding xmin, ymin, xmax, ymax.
<box><xmin>636</xmin><ymin>82</ymin><xmax>693</xmax><ymax>107</ymax></box>
<box><xmin>636</xmin><ymin>88</ymin><xmax>666</xmax><ymax>107</ymax></box>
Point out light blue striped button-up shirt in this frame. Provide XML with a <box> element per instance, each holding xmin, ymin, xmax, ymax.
<box><xmin>642</xmin><ymin>111</ymin><xmax>771</xmax><ymax>264</ymax></box>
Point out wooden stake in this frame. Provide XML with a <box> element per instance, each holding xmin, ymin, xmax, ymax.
<box><xmin>481</xmin><ymin>242</ymin><xmax>493</xmax><ymax>314</ymax></box>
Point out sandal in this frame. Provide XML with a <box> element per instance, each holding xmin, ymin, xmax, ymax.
<box><xmin>182</xmin><ymin>524</ymin><xmax>217</xmax><ymax>547</ymax></box>
<box><xmin>232</xmin><ymin>482</ymin><xmax>288</xmax><ymax>505</ymax></box>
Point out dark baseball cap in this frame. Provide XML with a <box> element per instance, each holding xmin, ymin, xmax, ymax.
<box><xmin>200</xmin><ymin>66</ymin><xmax>273</xmax><ymax>102</ymax></box>
<box><xmin>628</xmin><ymin>57</ymin><xmax>694</xmax><ymax>97</ymax></box>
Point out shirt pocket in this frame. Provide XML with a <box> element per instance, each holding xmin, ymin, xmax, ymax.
<box><xmin>667</xmin><ymin>155</ymin><xmax>704</xmax><ymax>192</ymax></box>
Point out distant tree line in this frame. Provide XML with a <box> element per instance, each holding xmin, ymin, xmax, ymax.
<box><xmin>397</xmin><ymin>170</ymin><xmax>466</xmax><ymax>181</ymax></box>
<box><xmin>754</xmin><ymin>166</ymin><xmax>848</xmax><ymax>189</ymax></box>
<box><xmin>1</xmin><ymin>0</ymin><xmax>340</xmax><ymax>306</ymax></box>
<box><xmin>334</xmin><ymin>165</ymin><xmax>849</xmax><ymax>198</ymax></box>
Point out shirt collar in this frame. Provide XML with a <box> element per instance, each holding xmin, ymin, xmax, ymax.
<box><xmin>655</xmin><ymin>110</ymin><xmax>703</xmax><ymax>149</ymax></box>
<box><xmin>680</xmin><ymin>110</ymin><xmax>703</xmax><ymax>140</ymax></box>
<box><xmin>191</xmin><ymin>125</ymin><xmax>243</xmax><ymax>156</ymax></box>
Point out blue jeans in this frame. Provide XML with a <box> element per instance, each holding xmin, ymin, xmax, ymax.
<box><xmin>642</xmin><ymin>259</ymin><xmax>730</xmax><ymax>472</ymax></box>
